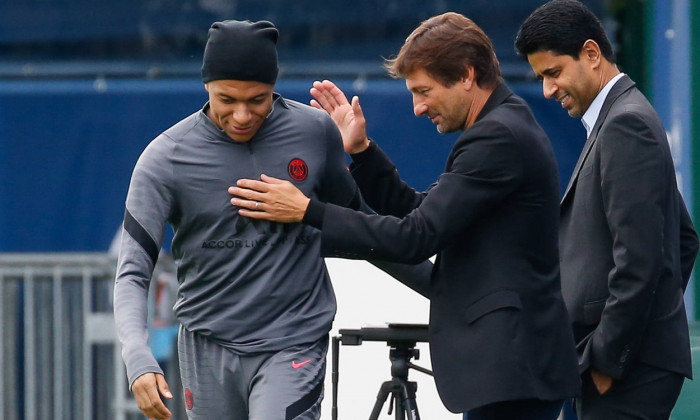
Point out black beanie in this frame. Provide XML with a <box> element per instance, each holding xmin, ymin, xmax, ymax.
<box><xmin>201</xmin><ymin>20</ymin><xmax>279</xmax><ymax>84</ymax></box>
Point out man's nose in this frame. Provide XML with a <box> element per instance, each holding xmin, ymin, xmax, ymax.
<box><xmin>232</xmin><ymin>104</ymin><xmax>252</xmax><ymax>122</ymax></box>
<box><xmin>542</xmin><ymin>78</ymin><xmax>557</xmax><ymax>99</ymax></box>
<box><xmin>413</xmin><ymin>99</ymin><xmax>428</xmax><ymax>117</ymax></box>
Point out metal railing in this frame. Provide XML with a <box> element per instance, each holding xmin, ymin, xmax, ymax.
<box><xmin>0</xmin><ymin>253</ymin><xmax>183</xmax><ymax>420</ymax></box>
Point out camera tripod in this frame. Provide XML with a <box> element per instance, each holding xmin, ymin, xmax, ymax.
<box><xmin>369</xmin><ymin>342</ymin><xmax>433</xmax><ymax>420</ymax></box>
<box><xmin>332</xmin><ymin>324</ymin><xmax>432</xmax><ymax>420</ymax></box>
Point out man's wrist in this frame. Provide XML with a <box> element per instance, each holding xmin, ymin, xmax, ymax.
<box><xmin>348</xmin><ymin>137</ymin><xmax>371</xmax><ymax>155</ymax></box>
<box><xmin>349</xmin><ymin>138</ymin><xmax>377</xmax><ymax>165</ymax></box>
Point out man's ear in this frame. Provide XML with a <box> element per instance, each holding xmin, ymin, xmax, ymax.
<box><xmin>462</xmin><ymin>66</ymin><xmax>476</xmax><ymax>90</ymax></box>
<box><xmin>581</xmin><ymin>39</ymin><xmax>602</xmax><ymax>67</ymax></box>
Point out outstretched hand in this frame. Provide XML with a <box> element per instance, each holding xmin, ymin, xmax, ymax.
<box><xmin>310</xmin><ymin>80</ymin><xmax>371</xmax><ymax>154</ymax></box>
<box><xmin>229</xmin><ymin>174</ymin><xmax>310</xmax><ymax>223</ymax></box>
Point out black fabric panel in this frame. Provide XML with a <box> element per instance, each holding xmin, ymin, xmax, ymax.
<box><xmin>285</xmin><ymin>380</ymin><xmax>323</xmax><ymax>419</ymax></box>
<box><xmin>123</xmin><ymin>208</ymin><xmax>159</xmax><ymax>266</ymax></box>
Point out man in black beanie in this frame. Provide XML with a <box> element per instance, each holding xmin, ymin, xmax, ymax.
<box><xmin>114</xmin><ymin>19</ymin><xmax>364</xmax><ymax>419</ymax></box>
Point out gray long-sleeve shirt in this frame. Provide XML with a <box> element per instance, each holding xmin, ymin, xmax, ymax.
<box><xmin>114</xmin><ymin>93</ymin><xmax>360</xmax><ymax>386</ymax></box>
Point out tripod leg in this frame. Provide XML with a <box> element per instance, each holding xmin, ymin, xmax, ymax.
<box><xmin>331</xmin><ymin>336</ymin><xmax>340</xmax><ymax>420</ymax></box>
<box><xmin>395</xmin><ymin>392</ymin><xmax>405</xmax><ymax>420</ymax></box>
<box><xmin>401</xmin><ymin>381</ymin><xmax>420</xmax><ymax>420</ymax></box>
<box><xmin>369</xmin><ymin>381</ymin><xmax>395</xmax><ymax>420</ymax></box>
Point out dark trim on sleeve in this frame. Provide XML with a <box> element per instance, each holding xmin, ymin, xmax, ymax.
<box><xmin>123</xmin><ymin>208</ymin><xmax>160</xmax><ymax>266</ymax></box>
<box><xmin>302</xmin><ymin>199</ymin><xmax>326</xmax><ymax>229</ymax></box>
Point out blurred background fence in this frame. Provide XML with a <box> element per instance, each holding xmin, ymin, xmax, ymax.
<box><xmin>0</xmin><ymin>253</ymin><xmax>187</xmax><ymax>420</ymax></box>
<box><xmin>0</xmin><ymin>253</ymin><xmax>123</xmax><ymax>419</ymax></box>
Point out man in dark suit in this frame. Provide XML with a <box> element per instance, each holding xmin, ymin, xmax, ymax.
<box><xmin>229</xmin><ymin>12</ymin><xmax>580</xmax><ymax>419</ymax></box>
<box><xmin>515</xmin><ymin>1</ymin><xmax>699</xmax><ymax>418</ymax></box>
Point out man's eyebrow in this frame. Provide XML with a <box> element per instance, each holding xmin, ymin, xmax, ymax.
<box><xmin>408</xmin><ymin>85</ymin><xmax>429</xmax><ymax>93</ymax></box>
<box><xmin>539</xmin><ymin>66</ymin><xmax>559</xmax><ymax>76</ymax></box>
<box><xmin>217</xmin><ymin>92</ymin><xmax>267</xmax><ymax>101</ymax></box>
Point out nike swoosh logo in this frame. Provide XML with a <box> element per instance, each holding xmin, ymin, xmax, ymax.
<box><xmin>292</xmin><ymin>359</ymin><xmax>312</xmax><ymax>369</ymax></box>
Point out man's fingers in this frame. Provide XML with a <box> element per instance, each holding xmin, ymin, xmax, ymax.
<box><xmin>312</xmin><ymin>79</ymin><xmax>349</xmax><ymax>109</ymax></box>
<box><xmin>156</xmin><ymin>374</ymin><xmax>173</xmax><ymax>400</ymax></box>
<box><xmin>230</xmin><ymin>197</ymin><xmax>261</xmax><ymax>212</ymax></box>
<box><xmin>309</xmin><ymin>99</ymin><xmax>323</xmax><ymax>110</ymax></box>
<box><xmin>310</xmin><ymin>82</ymin><xmax>338</xmax><ymax>111</ymax></box>
<box><xmin>229</xmin><ymin>187</ymin><xmax>265</xmax><ymax>205</ymax></box>
<box><xmin>228</xmin><ymin>185</ymin><xmax>269</xmax><ymax>211</ymax></box>
<box><xmin>260</xmin><ymin>174</ymin><xmax>285</xmax><ymax>184</ymax></box>
<box><xmin>237</xmin><ymin>207</ymin><xmax>272</xmax><ymax>220</ymax></box>
<box><xmin>310</xmin><ymin>88</ymin><xmax>332</xmax><ymax>111</ymax></box>
<box><xmin>326</xmin><ymin>80</ymin><xmax>350</xmax><ymax>105</ymax></box>
<box><xmin>230</xmin><ymin>176</ymin><xmax>286</xmax><ymax>200</ymax></box>
<box><xmin>235</xmin><ymin>179</ymin><xmax>270</xmax><ymax>192</ymax></box>
<box><xmin>351</xmin><ymin>96</ymin><xmax>365</xmax><ymax>121</ymax></box>
<box><xmin>322</xmin><ymin>82</ymin><xmax>346</xmax><ymax>107</ymax></box>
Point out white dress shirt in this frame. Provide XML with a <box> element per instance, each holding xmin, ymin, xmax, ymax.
<box><xmin>581</xmin><ymin>72</ymin><xmax>626</xmax><ymax>138</ymax></box>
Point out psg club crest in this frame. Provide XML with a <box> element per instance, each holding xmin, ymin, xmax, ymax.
<box><xmin>288</xmin><ymin>158</ymin><xmax>308</xmax><ymax>181</ymax></box>
<box><xmin>185</xmin><ymin>388</ymin><xmax>194</xmax><ymax>410</ymax></box>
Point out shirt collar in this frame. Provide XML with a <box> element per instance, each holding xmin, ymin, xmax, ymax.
<box><xmin>581</xmin><ymin>73</ymin><xmax>625</xmax><ymax>138</ymax></box>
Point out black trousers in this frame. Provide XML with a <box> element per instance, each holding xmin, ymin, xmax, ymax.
<box><xmin>576</xmin><ymin>362</ymin><xmax>684</xmax><ymax>420</ymax></box>
<box><xmin>464</xmin><ymin>398</ymin><xmax>564</xmax><ymax>420</ymax></box>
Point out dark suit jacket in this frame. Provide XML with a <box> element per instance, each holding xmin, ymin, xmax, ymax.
<box><xmin>558</xmin><ymin>75</ymin><xmax>699</xmax><ymax>381</ymax></box>
<box><xmin>304</xmin><ymin>83</ymin><xmax>580</xmax><ymax>412</ymax></box>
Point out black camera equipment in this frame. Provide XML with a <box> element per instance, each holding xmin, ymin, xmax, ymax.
<box><xmin>331</xmin><ymin>323</ymin><xmax>433</xmax><ymax>420</ymax></box>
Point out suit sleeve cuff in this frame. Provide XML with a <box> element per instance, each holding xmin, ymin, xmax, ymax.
<box><xmin>349</xmin><ymin>139</ymin><xmax>378</xmax><ymax>170</ymax></box>
<box><xmin>302</xmin><ymin>199</ymin><xmax>325</xmax><ymax>229</ymax></box>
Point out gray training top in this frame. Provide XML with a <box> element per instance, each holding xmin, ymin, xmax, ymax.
<box><xmin>114</xmin><ymin>93</ymin><xmax>360</xmax><ymax>387</ymax></box>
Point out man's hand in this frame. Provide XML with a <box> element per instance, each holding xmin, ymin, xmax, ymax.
<box><xmin>310</xmin><ymin>80</ymin><xmax>370</xmax><ymax>154</ymax></box>
<box><xmin>131</xmin><ymin>373</ymin><xmax>173</xmax><ymax>420</ymax></box>
<box><xmin>229</xmin><ymin>174</ymin><xmax>310</xmax><ymax>223</ymax></box>
<box><xmin>590</xmin><ymin>369</ymin><xmax>613</xmax><ymax>395</ymax></box>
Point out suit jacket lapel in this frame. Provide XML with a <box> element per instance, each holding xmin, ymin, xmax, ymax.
<box><xmin>561</xmin><ymin>75</ymin><xmax>636</xmax><ymax>203</ymax></box>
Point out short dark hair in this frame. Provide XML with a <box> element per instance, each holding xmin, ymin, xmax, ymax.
<box><xmin>384</xmin><ymin>12</ymin><xmax>501</xmax><ymax>88</ymax></box>
<box><xmin>514</xmin><ymin>0</ymin><xmax>615</xmax><ymax>63</ymax></box>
